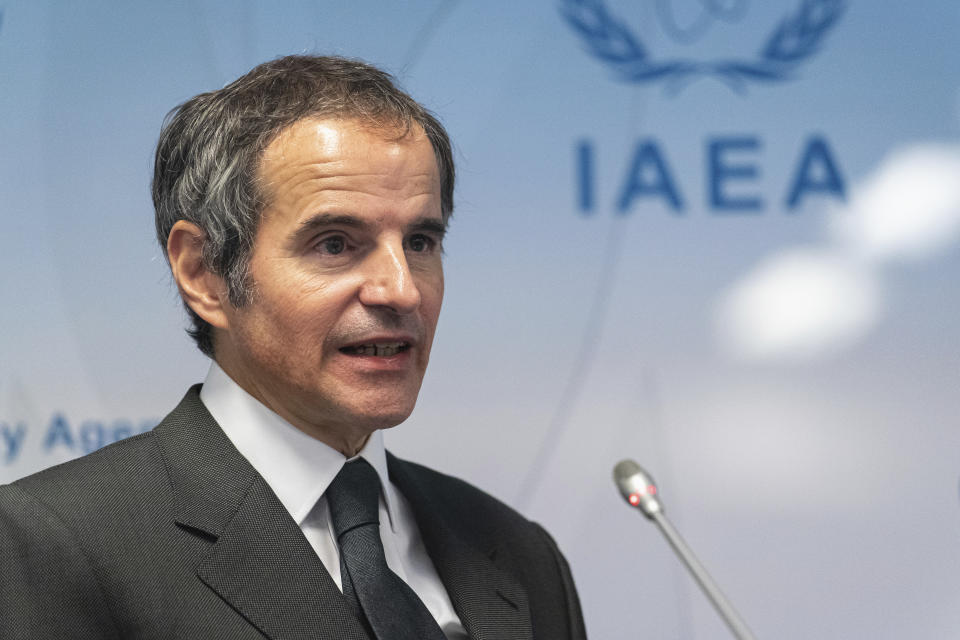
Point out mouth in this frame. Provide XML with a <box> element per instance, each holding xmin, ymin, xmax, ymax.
<box><xmin>338</xmin><ymin>341</ymin><xmax>412</xmax><ymax>358</ymax></box>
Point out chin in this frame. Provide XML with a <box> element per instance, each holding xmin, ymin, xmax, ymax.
<box><xmin>339</xmin><ymin>400</ymin><xmax>417</xmax><ymax>432</ymax></box>
<box><xmin>332</xmin><ymin>383</ymin><xmax>421</xmax><ymax>427</ymax></box>
<box><xmin>365</xmin><ymin>408</ymin><xmax>415</xmax><ymax>430</ymax></box>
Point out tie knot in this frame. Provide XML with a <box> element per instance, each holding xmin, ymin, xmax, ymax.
<box><xmin>326</xmin><ymin>458</ymin><xmax>382</xmax><ymax>538</ymax></box>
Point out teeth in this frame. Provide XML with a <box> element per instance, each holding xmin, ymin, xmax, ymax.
<box><xmin>346</xmin><ymin>342</ymin><xmax>406</xmax><ymax>357</ymax></box>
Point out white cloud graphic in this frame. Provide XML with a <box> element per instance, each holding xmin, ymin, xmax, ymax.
<box><xmin>832</xmin><ymin>145</ymin><xmax>960</xmax><ymax>262</ymax></box>
<box><xmin>717</xmin><ymin>144</ymin><xmax>960</xmax><ymax>362</ymax></box>
<box><xmin>717</xmin><ymin>249</ymin><xmax>879</xmax><ymax>361</ymax></box>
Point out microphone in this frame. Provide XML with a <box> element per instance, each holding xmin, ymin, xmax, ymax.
<box><xmin>613</xmin><ymin>460</ymin><xmax>758</xmax><ymax>640</ymax></box>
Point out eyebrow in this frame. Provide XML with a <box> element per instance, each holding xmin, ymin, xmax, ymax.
<box><xmin>290</xmin><ymin>213</ymin><xmax>447</xmax><ymax>244</ymax></box>
<box><xmin>409</xmin><ymin>218</ymin><xmax>448</xmax><ymax>239</ymax></box>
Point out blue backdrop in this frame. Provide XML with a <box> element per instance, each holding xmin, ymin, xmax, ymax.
<box><xmin>2</xmin><ymin>1</ymin><xmax>960</xmax><ymax>637</ymax></box>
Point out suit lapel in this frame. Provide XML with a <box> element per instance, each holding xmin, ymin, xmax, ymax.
<box><xmin>154</xmin><ymin>387</ymin><xmax>369</xmax><ymax>640</ymax></box>
<box><xmin>388</xmin><ymin>454</ymin><xmax>533</xmax><ymax>640</ymax></box>
<box><xmin>195</xmin><ymin>476</ymin><xmax>370</xmax><ymax>640</ymax></box>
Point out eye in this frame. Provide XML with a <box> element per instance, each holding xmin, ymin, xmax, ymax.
<box><xmin>316</xmin><ymin>235</ymin><xmax>347</xmax><ymax>255</ymax></box>
<box><xmin>407</xmin><ymin>234</ymin><xmax>435</xmax><ymax>253</ymax></box>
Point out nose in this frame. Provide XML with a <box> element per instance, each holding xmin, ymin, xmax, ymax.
<box><xmin>357</xmin><ymin>240</ymin><xmax>421</xmax><ymax>314</ymax></box>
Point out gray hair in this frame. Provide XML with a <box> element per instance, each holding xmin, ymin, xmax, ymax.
<box><xmin>153</xmin><ymin>55</ymin><xmax>455</xmax><ymax>357</ymax></box>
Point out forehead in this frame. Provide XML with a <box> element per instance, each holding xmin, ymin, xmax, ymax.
<box><xmin>258</xmin><ymin>117</ymin><xmax>439</xmax><ymax>189</ymax></box>
<box><xmin>253</xmin><ymin>117</ymin><xmax>443</xmax><ymax>243</ymax></box>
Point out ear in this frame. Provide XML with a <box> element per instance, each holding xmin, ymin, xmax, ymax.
<box><xmin>166</xmin><ymin>220</ymin><xmax>231</xmax><ymax>330</ymax></box>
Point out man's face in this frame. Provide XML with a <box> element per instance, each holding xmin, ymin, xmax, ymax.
<box><xmin>216</xmin><ymin>117</ymin><xmax>445</xmax><ymax>449</ymax></box>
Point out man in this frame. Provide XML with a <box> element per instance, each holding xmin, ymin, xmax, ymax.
<box><xmin>0</xmin><ymin>55</ymin><xmax>586</xmax><ymax>639</ymax></box>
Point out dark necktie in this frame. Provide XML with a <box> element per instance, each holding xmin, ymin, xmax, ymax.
<box><xmin>326</xmin><ymin>459</ymin><xmax>448</xmax><ymax>640</ymax></box>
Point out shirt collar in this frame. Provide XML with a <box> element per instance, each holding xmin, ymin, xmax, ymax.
<box><xmin>198</xmin><ymin>360</ymin><xmax>399</xmax><ymax>531</ymax></box>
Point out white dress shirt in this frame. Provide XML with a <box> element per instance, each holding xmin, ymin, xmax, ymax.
<box><xmin>200</xmin><ymin>361</ymin><xmax>467</xmax><ymax>639</ymax></box>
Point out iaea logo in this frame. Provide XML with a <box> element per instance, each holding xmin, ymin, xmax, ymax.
<box><xmin>567</xmin><ymin>2</ymin><xmax>851</xmax><ymax>214</ymax></box>
<box><xmin>561</xmin><ymin>0</ymin><xmax>846</xmax><ymax>93</ymax></box>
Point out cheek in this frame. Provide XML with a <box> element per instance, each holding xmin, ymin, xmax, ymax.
<box><xmin>254</xmin><ymin>274</ymin><xmax>344</xmax><ymax>339</ymax></box>
<box><xmin>420</xmin><ymin>267</ymin><xmax>444</xmax><ymax>312</ymax></box>
<box><xmin>419</xmin><ymin>282</ymin><xmax>443</xmax><ymax>335</ymax></box>
<box><xmin>433</xmin><ymin>273</ymin><xmax>445</xmax><ymax>313</ymax></box>
<box><xmin>236</xmin><ymin>297</ymin><xmax>334</xmax><ymax>368</ymax></box>
<box><xmin>277</xmin><ymin>305</ymin><xmax>343</xmax><ymax>356</ymax></box>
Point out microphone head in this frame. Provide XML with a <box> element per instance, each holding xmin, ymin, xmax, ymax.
<box><xmin>613</xmin><ymin>459</ymin><xmax>662</xmax><ymax>518</ymax></box>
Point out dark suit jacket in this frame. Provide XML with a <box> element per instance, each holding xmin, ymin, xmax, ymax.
<box><xmin>0</xmin><ymin>386</ymin><xmax>586</xmax><ymax>639</ymax></box>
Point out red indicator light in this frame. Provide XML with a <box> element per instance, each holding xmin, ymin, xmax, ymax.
<box><xmin>628</xmin><ymin>493</ymin><xmax>640</xmax><ymax>506</ymax></box>
<box><xmin>648</xmin><ymin>485</ymin><xmax>657</xmax><ymax>495</ymax></box>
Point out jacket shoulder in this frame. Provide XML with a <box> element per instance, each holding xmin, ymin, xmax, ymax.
<box><xmin>6</xmin><ymin>385</ymin><xmax>207</xmax><ymax>517</ymax></box>
<box><xmin>388</xmin><ymin>454</ymin><xmax>588</xmax><ymax>639</ymax></box>
<box><xmin>9</xmin><ymin>429</ymin><xmax>163</xmax><ymax>513</ymax></box>
<box><xmin>389</xmin><ymin>455</ymin><xmax>533</xmax><ymax>531</ymax></box>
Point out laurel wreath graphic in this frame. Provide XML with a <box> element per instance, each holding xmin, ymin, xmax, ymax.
<box><xmin>561</xmin><ymin>0</ymin><xmax>846</xmax><ymax>93</ymax></box>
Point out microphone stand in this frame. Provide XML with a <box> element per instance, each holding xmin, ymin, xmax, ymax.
<box><xmin>650</xmin><ymin>510</ymin><xmax>757</xmax><ymax>640</ymax></box>
<box><xmin>613</xmin><ymin>459</ymin><xmax>758</xmax><ymax>640</ymax></box>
